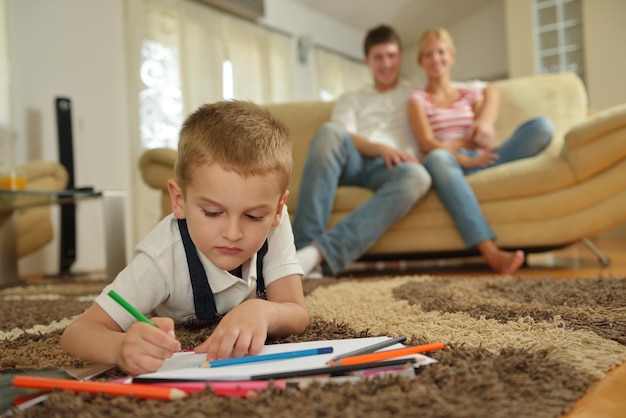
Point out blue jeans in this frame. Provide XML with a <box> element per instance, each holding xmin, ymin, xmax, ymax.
<box><xmin>293</xmin><ymin>122</ymin><xmax>431</xmax><ymax>275</ymax></box>
<box><xmin>423</xmin><ymin>116</ymin><xmax>554</xmax><ymax>248</ymax></box>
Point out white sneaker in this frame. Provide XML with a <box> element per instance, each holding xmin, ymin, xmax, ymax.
<box><xmin>303</xmin><ymin>265</ymin><xmax>323</xmax><ymax>280</ymax></box>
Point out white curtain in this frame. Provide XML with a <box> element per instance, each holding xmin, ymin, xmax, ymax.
<box><xmin>181</xmin><ymin>1</ymin><xmax>294</xmax><ymax>109</ymax></box>
<box><xmin>314</xmin><ymin>46</ymin><xmax>371</xmax><ymax>101</ymax></box>
<box><xmin>125</xmin><ymin>0</ymin><xmax>295</xmax><ymax>242</ymax></box>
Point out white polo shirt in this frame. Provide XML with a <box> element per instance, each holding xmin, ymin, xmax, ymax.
<box><xmin>95</xmin><ymin>206</ymin><xmax>303</xmax><ymax>331</ymax></box>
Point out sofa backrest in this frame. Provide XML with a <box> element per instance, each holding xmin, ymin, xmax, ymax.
<box><xmin>264</xmin><ymin>101</ymin><xmax>334</xmax><ymax>210</ymax></box>
<box><xmin>265</xmin><ymin>72</ymin><xmax>588</xmax><ymax>210</ymax></box>
<box><xmin>492</xmin><ymin>72</ymin><xmax>587</xmax><ymax>153</ymax></box>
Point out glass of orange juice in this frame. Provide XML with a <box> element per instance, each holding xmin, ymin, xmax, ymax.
<box><xmin>0</xmin><ymin>169</ymin><xmax>27</xmax><ymax>190</ymax></box>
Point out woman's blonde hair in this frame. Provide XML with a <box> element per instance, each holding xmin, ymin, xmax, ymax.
<box><xmin>174</xmin><ymin>100</ymin><xmax>292</xmax><ymax>195</ymax></box>
<box><xmin>416</xmin><ymin>27</ymin><xmax>456</xmax><ymax>63</ymax></box>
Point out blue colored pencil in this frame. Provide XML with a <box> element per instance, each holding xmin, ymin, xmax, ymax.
<box><xmin>201</xmin><ymin>347</ymin><xmax>333</xmax><ymax>368</ymax></box>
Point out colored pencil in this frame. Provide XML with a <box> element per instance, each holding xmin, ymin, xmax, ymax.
<box><xmin>149</xmin><ymin>380</ymin><xmax>287</xmax><ymax>396</ymax></box>
<box><xmin>201</xmin><ymin>346</ymin><xmax>333</xmax><ymax>368</ymax></box>
<box><xmin>326</xmin><ymin>336</ymin><xmax>407</xmax><ymax>363</ymax></box>
<box><xmin>147</xmin><ymin>372</ymin><xmax>406</xmax><ymax>397</ymax></box>
<box><xmin>327</xmin><ymin>342</ymin><xmax>445</xmax><ymax>367</ymax></box>
<box><xmin>108</xmin><ymin>290</ymin><xmax>156</xmax><ymax>327</ymax></box>
<box><xmin>250</xmin><ymin>357</ymin><xmax>417</xmax><ymax>381</ymax></box>
<box><xmin>12</xmin><ymin>376</ymin><xmax>187</xmax><ymax>401</ymax></box>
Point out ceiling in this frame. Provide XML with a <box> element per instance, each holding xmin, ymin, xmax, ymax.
<box><xmin>285</xmin><ymin>0</ymin><xmax>498</xmax><ymax>48</ymax></box>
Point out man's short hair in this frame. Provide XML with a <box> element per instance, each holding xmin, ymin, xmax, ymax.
<box><xmin>363</xmin><ymin>25</ymin><xmax>402</xmax><ymax>57</ymax></box>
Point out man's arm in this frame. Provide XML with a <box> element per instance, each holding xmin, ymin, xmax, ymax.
<box><xmin>350</xmin><ymin>132</ymin><xmax>417</xmax><ymax>168</ymax></box>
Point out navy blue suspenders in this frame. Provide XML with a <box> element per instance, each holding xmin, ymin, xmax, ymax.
<box><xmin>177</xmin><ymin>218</ymin><xmax>267</xmax><ymax>328</ymax></box>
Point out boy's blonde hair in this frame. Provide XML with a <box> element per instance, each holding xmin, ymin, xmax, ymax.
<box><xmin>174</xmin><ymin>100</ymin><xmax>292</xmax><ymax>195</ymax></box>
<box><xmin>417</xmin><ymin>27</ymin><xmax>456</xmax><ymax>64</ymax></box>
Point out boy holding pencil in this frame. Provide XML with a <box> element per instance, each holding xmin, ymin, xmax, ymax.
<box><xmin>61</xmin><ymin>100</ymin><xmax>309</xmax><ymax>376</ymax></box>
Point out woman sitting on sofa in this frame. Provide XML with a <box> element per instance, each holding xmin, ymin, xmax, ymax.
<box><xmin>407</xmin><ymin>27</ymin><xmax>554</xmax><ymax>273</ymax></box>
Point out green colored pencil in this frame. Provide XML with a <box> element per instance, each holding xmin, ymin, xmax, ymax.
<box><xmin>108</xmin><ymin>290</ymin><xmax>156</xmax><ymax>327</ymax></box>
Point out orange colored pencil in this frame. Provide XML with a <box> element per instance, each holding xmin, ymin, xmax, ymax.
<box><xmin>12</xmin><ymin>376</ymin><xmax>187</xmax><ymax>401</ymax></box>
<box><xmin>327</xmin><ymin>342</ymin><xmax>445</xmax><ymax>366</ymax></box>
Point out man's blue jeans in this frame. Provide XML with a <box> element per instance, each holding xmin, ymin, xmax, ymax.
<box><xmin>292</xmin><ymin>122</ymin><xmax>431</xmax><ymax>275</ymax></box>
<box><xmin>423</xmin><ymin>116</ymin><xmax>554</xmax><ymax>248</ymax></box>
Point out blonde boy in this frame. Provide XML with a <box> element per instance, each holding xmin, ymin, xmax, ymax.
<box><xmin>61</xmin><ymin>101</ymin><xmax>309</xmax><ymax>376</ymax></box>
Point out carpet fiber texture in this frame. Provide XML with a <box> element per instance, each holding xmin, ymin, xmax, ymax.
<box><xmin>1</xmin><ymin>275</ymin><xmax>625</xmax><ymax>417</ymax></box>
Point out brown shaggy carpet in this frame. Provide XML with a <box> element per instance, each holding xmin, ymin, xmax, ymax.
<box><xmin>1</xmin><ymin>275</ymin><xmax>625</xmax><ymax>417</ymax></box>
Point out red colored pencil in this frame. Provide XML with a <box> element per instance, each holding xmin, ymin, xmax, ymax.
<box><xmin>12</xmin><ymin>376</ymin><xmax>187</xmax><ymax>401</ymax></box>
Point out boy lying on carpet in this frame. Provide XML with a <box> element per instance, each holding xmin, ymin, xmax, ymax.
<box><xmin>61</xmin><ymin>100</ymin><xmax>309</xmax><ymax>376</ymax></box>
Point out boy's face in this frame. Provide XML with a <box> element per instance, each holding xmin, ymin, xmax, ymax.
<box><xmin>168</xmin><ymin>163</ymin><xmax>287</xmax><ymax>272</ymax></box>
<box><xmin>365</xmin><ymin>42</ymin><xmax>403</xmax><ymax>92</ymax></box>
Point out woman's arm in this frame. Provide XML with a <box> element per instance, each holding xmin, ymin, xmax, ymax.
<box><xmin>408</xmin><ymin>101</ymin><xmax>466</xmax><ymax>155</ymax></box>
<box><xmin>408</xmin><ymin>101</ymin><xmax>440</xmax><ymax>154</ymax></box>
<box><xmin>469</xmin><ymin>85</ymin><xmax>500</xmax><ymax>148</ymax></box>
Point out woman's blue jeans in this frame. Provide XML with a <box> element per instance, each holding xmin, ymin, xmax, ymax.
<box><xmin>292</xmin><ymin>122</ymin><xmax>431</xmax><ymax>275</ymax></box>
<box><xmin>423</xmin><ymin>116</ymin><xmax>554</xmax><ymax>248</ymax></box>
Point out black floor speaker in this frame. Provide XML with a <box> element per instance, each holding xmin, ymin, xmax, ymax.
<box><xmin>55</xmin><ymin>97</ymin><xmax>76</xmax><ymax>276</ymax></box>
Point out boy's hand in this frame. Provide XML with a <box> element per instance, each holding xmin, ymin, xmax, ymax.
<box><xmin>117</xmin><ymin>317</ymin><xmax>181</xmax><ymax>375</ymax></box>
<box><xmin>194</xmin><ymin>299</ymin><xmax>269</xmax><ymax>361</ymax></box>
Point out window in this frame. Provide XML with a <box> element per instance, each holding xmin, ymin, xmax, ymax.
<box><xmin>134</xmin><ymin>0</ymin><xmax>295</xmax><ymax>150</ymax></box>
<box><xmin>126</xmin><ymin>0</ymin><xmax>294</xmax><ymax>241</ymax></box>
<box><xmin>534</xmin><ymin>0</ymin><xmax>585</xmax><ymax>81</ymax></box>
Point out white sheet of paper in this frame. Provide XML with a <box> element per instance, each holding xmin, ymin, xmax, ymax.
<box><xmin>135</xmin><ymin>337</ymin><xmax>437</xmax><ymax>381</ymax></box>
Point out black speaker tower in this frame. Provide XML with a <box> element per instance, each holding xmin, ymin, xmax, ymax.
<box><xmin>55</xmin><ymin>97</ymin><xmax>76</xmax><ymax>276</ymax></box>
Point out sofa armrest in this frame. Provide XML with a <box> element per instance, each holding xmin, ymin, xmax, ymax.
<box><xmin>138</xmin><ymin>148</ymin><xmax>177</xmax><ymax>191</ymax></box>
<box><xmin>18</xmin><ymin>160</ymin><xmax>69</xmax><ymax>191</ymax></box>
<box><xmin>563</xmin><ymin>103</ymin><xmax>626</xmax><ymax>180</ymax></box>
<box><xmin>565</xmin><ymin>103</ymin><xmax>626</xmax><ymax>148</ymax></box>
<box><xmin>13</xmin><ymin>160</ymin><xmax>68</xmax><ymax>258</ymax></box>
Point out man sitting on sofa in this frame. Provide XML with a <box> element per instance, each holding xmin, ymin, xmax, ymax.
<box><xmin>293</xmin><ymin>24</ymin><xmax>498</xmax><ymax>278</ymax></box>
<box><xmin>292</xmin><ymin>25</ymin><xmax>431</xmax><ymax>278</ymax></box>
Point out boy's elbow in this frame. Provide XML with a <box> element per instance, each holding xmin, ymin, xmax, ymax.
<box><xmin>293</xmin><ymin>305</ymin><xmax>310</xmax><ymax>335</ymax></box>
<box><xmin>60</xmin><ymin>325</ymin><xmax>75</xmax><ymax>355</ymax></box>
<box><xmin>298</xmin><ymin>314</ymin><xmax>310</xmax><ymax>335</ymax></box>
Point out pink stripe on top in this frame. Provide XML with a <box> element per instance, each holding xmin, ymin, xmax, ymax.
<box><xmin>408</xmin><ymin>87</ymin><xmax>484</xmax><ymax>143</ymax></box>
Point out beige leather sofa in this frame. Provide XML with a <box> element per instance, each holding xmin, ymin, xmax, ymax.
<box><xmin>139</xmin><ymin>72</ymin><xmax>626</xmax><ymax>262</ymax></box>
<box><xmin>14</xmin><ymin>161</ymin><xmax>69</xmax><ymax>257</ymax></box>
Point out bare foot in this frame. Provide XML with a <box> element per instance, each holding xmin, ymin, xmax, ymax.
<box><xmin>487</xmin><ymin>249</ymin><xmax>525</xmax><ymax>274</ymax></box>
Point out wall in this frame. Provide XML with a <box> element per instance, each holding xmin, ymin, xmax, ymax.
<box><xmin>504</xmin><ymin>0</ymin><xmax>625</xmax><ymax>111</ymax></box>
<box><xmin>262</xmin><ymin>0</ymin><xmax>365</xmax><ymax>101</ymax></box>
<box><xmin>582</xmin><ymin>0</ymin><xmax>626</xmax><ymax>110</ymax></box>
<box><xmin>584</xmin><ymin>0</ymin><xmax>626</xmax><ymax>237</ymax></box>
<box><xmin>503</xmin><ymin>0</ymin><xmax>535</xmax><ymax>79</ymax></box>
<box><xmin>402</xmin><ymin>0</ymin><xmax>507</xmax><ymax>86</ymax></box>
<box><xmin>8</xmin><ymin>0</ymin><xmax>131</xmax><ymax>276</ymax></box>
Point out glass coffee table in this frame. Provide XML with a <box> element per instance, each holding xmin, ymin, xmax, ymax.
<box><xmin>0</xmin><ymin>188</ymin><xmax>127</xmax><ymax>287</ymax></box>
